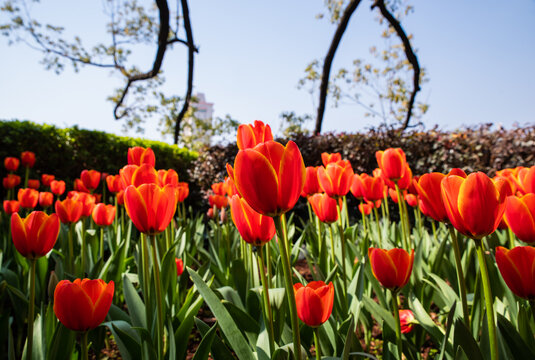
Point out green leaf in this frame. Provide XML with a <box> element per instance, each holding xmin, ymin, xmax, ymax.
<box><xmin>496</xmin><ymin>314</ymin><xmax>535</xmax><ymax>359</ymax></box>
<box><xmin>122</xmin><ymin>274</ymin><xmax>146</xmax><ymax>328</ymax></box>
<box><xmin>362</xmin><ymin>295</ymin><xmax>396</xmax><ymax>336</ymax></box>
<box><xmin>195</xmin><ymin>318</ymin><xmax>235</xmax><ymax>360</ymax></box>
<box><xmin>438</xmin><ymin>301</ymin><xmax>457</xmax><ymax>360</ymax></box>
<box><xmin>46</xmin><ymin>323</ymin><xmax>76</xmax><ymax>360</ymax></box>
<box><xmin>193</xmin><ymin>321</ymin><xmax>218</xmax><ymax>360</ymax></box>
<box><xmin>103</xmin><ymin>321</ymin><xmax>142</xmax><ymax>360</ymax></box>
<box><xmin>453</xmin><ymin>318</ymin><xmax>483</xmax><ymax>360</ymax></box>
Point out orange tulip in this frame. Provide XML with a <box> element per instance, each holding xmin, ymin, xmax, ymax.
<box><xmin>11</xmin><ymin>211</ymin><xmax>60</xmax><ymax>259</ymax></box>
<box><xmin>158</xmin><ymin>169</ymin><xmax>179</xmax><ymax>187</ymax></box>
<box><xmin>211</xmin><ymin>182</ymin><xmax>226</xmax><ymax>196</ymax></box>
<box><xmin>3</xmin><ymin>174</ymin><xmax>21</xmax><ymax>189</ymax></box>
<box><xmin>209</xmin><ymin>195</ymin><xmax>228</xmax><ymax>209</ymax></box>
<box><xmin>358</xmin><ymin>201</ymin><xmax>373</xmax><ymax>216</ymax></box>
<box><xmin>405</xmin><ymin>193</ymin><xmax>418</xmax><ymax>207</ymax></box>
<box><xmin>414</xmin><ymin>173</ymin><xmax>448</xmax><ymax>222</ymax></box>
<box><xmin>388</xmin><ymin>188</ymin><xmax>403</xmax><ymax>203</ymax></box>
<box><xmin>116</xmin><ymin>190</ymin><xmax>125</xmax><ymax>206</ymax></box>
<box><xmin>3</xmin><ymin>200</ymin><xmax>20</xmax><ymax>215</ymax></box>
<box><xmin>176</xmin><ymin>182</ymin><xmax>189</xmax><ymax>203</ymax></box>
<box><xmin>350</xmin><ymin>173</ymin><xmax>366</xmax><ymax>200</ymax></box>
<box><xmin>517</xmin><ymin>166</ymin><xmax>535</xmax><ymax>195</ymax></box>
<box><xmin>119</xmin><ymin>165</ymin><xmax>139</xmax><ymax>189</ymax></box>
<box><xmin>441</xmin><ymin>172</ymin><xmax>506</xmax><ymax>239</ymax></box>
<box><xmin>369</xmin><ymin>247</ymin><xmax>414</xmax><ymax>291</ymax></box>
<box><xmin>92</xmin><ymin>204</ymin><xmax>116</xmax><ymax>227</ymax></box>
<box><xmin>495</xmin><ymin>246</ymin><xmax>535</xmax><ymax>300</ymax></box>
<box><xmin>55</xmin><ymin>198</ymin><xmax>84</xmax><ymax>224</ymax></box>
<box><xmin>81</xmin><ymin>170</ymin><xmax>101</xmax><ymax>190</ymax></box>
<box><xmin>4</xmin><ymin>157</ymin><xmax>19</xmax><ymax>171</ymax></box>
<box><xmin>50</xmin><ymin>180</ymin><xmax>66</xmax><ymax>196</ymax></box>
<box><xmin>18</xmin><ymin>188</ymin><xmax>39</xmax><ymax>209</ymax></box>
<box><xmin>308</xmin><ymin>193</ymin><xmax>338</xmax><ymax>224</ymax></box>
<box><xmin>382</xmin><ymin>164</ymin><xmax>413</xmax><ymax>190</ymax></box>
<box><xmin>293</xmin><ymin>281</ymin><xmax>334</xmax><ymax>327</ymax></box>
<box><xmin>124</xmin><ymin>183</ymin><xmax>177</xmax><ymax>235</ymax></box>
<box><xmin>74</xmin><ymin>178</ymin><xmax>90</xmax><ymax>193</ymax></box>
<box><xmin>106</xmin><ymin>175</ymin><xmax>122</xmax><ymax>193</ymax></box>
<box><xmin>229</xmin><ymin>195</ymin><xmax>275</xmax><ymax>246</ymax></box>
<box><xmin>301</xmin><ymin>166</ymin><xmax>322</xmax><ymax>198</ymax></box>
<box><xmin>224</xmin><ymin>176</ymin><xmax>239</xmax><ymax>197</ymax></box>
<box><xmin>448</xmin><ymin>168</ymin><xmax>467</xmax><ymax>178</ymax></box>
<box><xmin>233</xmin><ymin>140</ymin><xmax>305</xmax><ymax>216</ymax></box>
<box><xmin>236</xmin><ymin>120</ymin><xmax>273</xmax><ymax>150</ymax></box>
<box><xmin>68</xmin><ymin>192</ymin><xmax>96</xmax><ymax>217</ymax></box>
<box><xmin>360</xmin><ymin>175</ymin><xmax>385</xmax><ymax>202</ymax></box>
<box><xmin>376</xmin><ymin>148</ymin><xmax>407</xmax><ymax>182</ymax></box>
<box><xmin>53</xmin><ymin>278</ymin><xmax>114</xmax><ymax>331</ymax></box>
<box><xmin>317</xmin><ymin>160</ymin><xmax>354</xmax><ymax>198</ymax></box>
<box><xmin>399</xmin><ymin>310</ymin><xmax>415</xmax><ymax>334</ymax></box>
<box><xmin>39</xmin><ymin>192</ymin><xmax>54</xmax><ymax>208</ymax></box>
<box><xmin>504</xmin><ymin>194</ymin><xmax>535</xmax><ymax>243</ymax></box>
<box><xmin>131</xmin><ymin>164</ymin><xmax>159</xmax><ymax>187</ymax></box>
<box><xmin>321</xmin><ymin>152</ymin><xmax>342</xmax><ymax>167</ymax></box>
<box><xmin>20</xmin><ymin>151</ymin><xmax>36</xmax><ymax>168</ymax></box>
<box><xmin>128</xmin><ymin>146</ymin><xmax>155</xmax><ymax>167</ymax></box>
<box><xmin>175</xmin><ymin>258</ymin><xmax>184</xmax><ymax>276</ymax></box>
<box><xmin>27</xmin><ymin>179</ymin><xmax>40</xmax><ymax>189</ymax></box>
<box><xmin>41</xmin><ymin>174</ymin><xmax>55</xmax><ymax>187</ymax></box>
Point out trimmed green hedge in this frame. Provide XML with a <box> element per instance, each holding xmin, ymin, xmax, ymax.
<box><xmin>0</xmin><ymin>119</ymin><xmax>197</xmax><ymax>198</ymax></box>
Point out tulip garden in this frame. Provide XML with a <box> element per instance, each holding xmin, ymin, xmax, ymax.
<box><xmin>2</xmin><ymin>120</ymin><xmax>535</xmax><ymax>360</ymax></box>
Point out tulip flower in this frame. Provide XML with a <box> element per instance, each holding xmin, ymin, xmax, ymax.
<box><xmin>41</xmin><ymin>174</ymin><xmax>55</xmax><ymax>187</ymax></box>
<box><xmin>106</xmin><ymin>174</ymin><xmax>122</xmax><ymax>193</ymax></box>
<box><xmin>18</xmin><ymin>188</ymin><xmax>39</xmax><ymax>209</ymax></box>
<box><xmin>176</xmin><ymin>182</ymin><xmax>189</xmax><ymax>203</ymax></box>
<box><xmin>516</xmin><ymin>166</ymin><xmax>535</xmax><ymax>195</ymax></box>
<box><xmin>116</xmin><ymin>190</ymin><xmax>125</xmax><ymax>205</ymax></box>
<box><xmin>3</xmin><ymin>200</ymin><xmax>20</xmax><ymax>214</ymax></box>
<box><xmin>55</xmin><ymin>198</ymin><xmax>84</xmax><ymax>224</ymax></box>
<box><xmin>317</xmin><ymin>160</ymin><xmax>354</xmax><ymax>198</ymax></box>
<box><xmin>124</xmin><ymin>183</ymin><xmax>177</xmax><ymax>235</ymax></box>
<box><xmin>236</xmin><ymin>120</ymin><xmax>273</xmax><ymax>150</ymax></box>
<box><xmin>358</xmin><ymin>202</ymin><xmax>373</xmax><ymax>216</ymax></box>
<box><xmin>301</xmin><ymin>166</ymin><xmax>322</xmax><ymax>198</ymax></box>
<box><xmin>131</xmin><ymin>164</ymin><xmax>159</xmax><ymax>187</ymax></box>
<box><xmin>119</xmin><ymin>164</ymin><xmax>138</xmax><ymax>189</ymax></box>
<box><xmin>448</xmin><ymin>168</ymin><xmax>467</xmax><ymax>178</ymax></box>
<box><xmin>39</xmin><ymin>192</ymin><xmax>54</xmax><ymax>208</ymax></box>
<box><xmin>224</xmin><ymin>176</ymin><xmax>238</xmax><ymax>197</ymax></box>
<box><xmin>3</xmin><ymin>174</ymin><xmax>21</xmax><ymax>189</ymax></box>
<box><xmin>441</xmin><ymin>172</ymin><xmax>506</xmax><ymax>240</ymax></box>
<box><xmin>92</xmin><ymin>203</ymin><xmax>116</xmax><ymax>227</ymax></box>
<box><xmin>369</xmin><ymin>247</ymin><xmax>414</xmax><ymax>291</ymax></box>
<box><xmin>382</xmin><ymin>164</ymin><xmax>413</xmax><ymax>190</ymax></box>
<box><xmin>81</xmin><ymin>169</ymin><xmax>101</xmax><ymax>191</ymax></box>
<box><xmin>376</xmin><ymin>148</ymin><xmax>407</xmax><ymax>182</ymax></box>
<box><xmin>158</xmin><ymin>169</ymin><xmax>179</xmax><ymax>187</ymax></box>
<box><xmin>414</xmin><ymin>173</ymin><xmax>448</xmax><ymax>222</ymax></box>
<box><xmin>207</xmin><ymin>208</ymin><xmax>214</xmax><ymax>219</ymax></box>
<box><xmin>50</xmin><ymin>180</ymin><xmax>66</xmax><ymax>196</ymax></box>
<box><xmin>308</xmin><ymin>193</ymin><xmax>338</xmax><ymax>224</ymax></box>
<box><xmin>321</xmin><ymin>152</ymin><xmax>342</xmax><ymax>166</ymax></box>
<box><xmin>128</xmin><ymin>146</ymin><xmax>156</xmax><ymax>167</ymax></box>
<box><xmin>21</xmin><ymin>151</ymin><xmax>36</xmax><ymax>168</ymax></box>
<box><xmin>74</xmin><ymin>178</ymin><xmax>90</xmax><ymax>193</ymax></box>
<box><xmin>293</xmin><ymin>281</ymin><xmax>334</xmax><ymax>327</ymax></box>
<box><xmin>350</xmin><ymin>173</ymin><xmax>367</xmax><ymax>200</ymax></box>
<box><xmin>229</xmin><ymin>195</ymin><xmax>275</xmax><ymax>246</ymax></box>
<box><xmin>54</xmin><ymin>278</ymin><xmax>114</xmax><ymax>331</ymax></box>
<box><xmin>504</xmin><ymin>194</ymin><xmax>535</xmax><ymax>243</ymax></box>
<box><xmin>405</xmin><ymin>193</ymin><xmax>418</xmax><ymax>207</ymax></box>
<box><xmin>209</xmin><ymin>195</ymin><xmax>228</xmax><ymax>209</ymax></box>
<box><xmin>399</xmin><ymin>310</ymin><xmax>416</xmax><ymax>334</ymax></box>
<box><xmin>211</xmin><ymin>181</ymin><xmax>226</xmax><ymax>196</ymax></box>
<box><xmin>233</xmin><ymin>140</ymin><xmax>305</xmax><ymax>216</ymax></box>
<box><xmin>175</xmin><ymin>258</ymin><xmax>184</xmax><ymax>276</ymax></box>
<box><xmin>495</xmin><ymin>246</ymin><xmax>535</xmax><ymax>300</ymax></box>
<box><xmin>11</xmin><ymin>211</ymin><xmax>60</xmax><ymax>259</ymax></box>
<box><xmin>27</xmin><ymin>179</ymin><xmax>40</xmax><ymax>189</ymax></box>
<box><xmin>388</xmin><ymin>188</ymin><xmax>401</xmax><ymax>203</ymax></box>
<box><xmin>68</xmin><ymin>192</ymin><xmax>96</xmax><ymax>217</ymax></box>
<box><xmin>4</xmin><ymin>157</ymin><xmax>19</xmax><ymax>171</ymax></box>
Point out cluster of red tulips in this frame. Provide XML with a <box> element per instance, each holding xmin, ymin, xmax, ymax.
<box><xmin>2</xmin><ymin>120</ymin><xmax>535</xmax><ymax>360</ymax></box>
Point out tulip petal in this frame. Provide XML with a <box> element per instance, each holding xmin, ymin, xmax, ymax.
<box><xmin>505</xmin><ymin>195</ymin><xmax>535</xmax><ymax>243</ymax></box>
<box><xmin>369</xmin><ymin>248</ymin><xmax>398</xmax><ymax>289</ymax></box>
<box><xmin>54</xmin><ymin>280</ymin><xmax>95</xmax><ymax>331</ymax></box>
<box><xmin>441</xmin><ymin>175</ymin><xmax>471</xmax><ymax>236</ymax></box>
<box><xmin>11</xmin><ymin>213</ymin><xmax>28</xmax><ymax>256</ymax></box>
<box><xmin>295</xmin><ymin>286</ymin><xmax>324</xmax><ymax>327</ymax></box>
<box><xmin>278</xmin><ymin>141</ymin><xmax>305</xmax><ymax>211</ymax></box>
<box><xmin>125</xmin><ymin>185</ymin><xmax>149</xmax><ymax>234</ymax></box>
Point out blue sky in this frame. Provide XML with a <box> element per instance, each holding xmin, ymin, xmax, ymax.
<box><xmin>1</xmin><ymin>0</ymin><xmax>534</xmax><ymax>143</ymax></box>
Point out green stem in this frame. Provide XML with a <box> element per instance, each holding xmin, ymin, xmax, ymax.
<box><xmin>448</xmin><ymin>226</ymin><xmax>470</xmax><ymax>328</ymax></box>
<box><xmin>328</xmin><ymin>225</ymin><xmax>336</xmax><ymax>267</ymax></box>
<box><xmin>394</xmin><ymin>184</ymin><xmax>408</xmax><ymax>250</ymax></box>
<box><xmin>141</xmin><ymin>234</ymin><xmax>151</xmax><ymax>324</ymax></box>
<box><xmin>476</xmin><ymin>240</ymin><xmax>498</xmax><ymax>360</ymax></box>
<box><xmin>530</xmin><ymin>300</ymin><xmax>535</xmax><ymax>323</ymax></box>
<box><xmin>81</xmin><ymin>219</ymin><xmax>86</xmax><ymax>277</ymax></box>
<box><xmin>373</xmin><ymin>207</ymin><xmax>382</xmax><ymax>248</ymax></box>
<box><xmin>391</xmin><ymin>291</ymin><xmax>403</xmax><ymax>360</ymax></box>
<box><xmin>431</xmin><ymin>220</ymin><xmax>437</xmax><ymax>244</ymax></box>
<box><xmin>401</xmin><ymin>193</ymin><xmax>412</xmax><ymax>248</ymax></box>
<box><xmin>336</xmin><ymin>203</ymin><xmax>348</xmax><ymax>300</ymax></box>
<box><xmin>81</xmin><ymin>331</ymin><xmax>89</xmax><ymax>360</ymax></box>
<box><xmin>343</xmin><ymin>196</ymin><xmax>349</xmax><ymax>228</ymax></box>
<box><xmin>258</xmin><ymin>246</ymin><xmax>275</xmax><ymax>355</ymax></box>
<box><xmin>150</xmin><ymin>235</ymin><xmax>165</xmax><ymax>359</ymax></box>
<box><xmin>274</xmin><ymin>214</ymin><xmax>301</xmax><ymax>360</ymax></box>
<box><xmin>27</xmin><ymin>259</ymin><xmax>36</xmax><ymax>360</ymax></box>
<box><xmin>507</xmin><ymin>228</ymin><xmax>515</xmax><ymax>249</ymax></box>
<box><xmin>100</xmin><ymin>227</ymin><xmax>104</xmax><ymax>260</ymax></box>
<box><xmin>313</xmin><ymin>327</ymin><xmax>321</xmax><ymax>360</ymax></box>
<box><xmin>266</xmin><ymin>242</ymin><xmax>273</xmax><ymax>289</ymax></box>
<box><xmin>68</xmin><ymin>223</ymin><xmax>74</xmax><ymax>274</ymax></box>
<box><xmin>24</xmin><ymin>167</ymin><xmax>29</xmax><ymax>188</ymax></box>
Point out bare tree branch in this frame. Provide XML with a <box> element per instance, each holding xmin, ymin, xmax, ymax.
<box><xmin>315</xmin><ymin>0</ymin><xmax>363</xmax><ymax>135</ymax></box>
<box><xmin>372</xmin><ymin>0</ymin><xmax>421</xmax><ymax>131</ymax></box>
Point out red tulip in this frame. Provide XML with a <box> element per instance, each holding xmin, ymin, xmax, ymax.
<box><xmin>124</xmin><ymin>183</ymin><xmax>177</xmax><ymax>235</ymax></box>
<box><xmin>119</xmin><ymin>165</ymin><xmax>139</xmax><ymax>189</ymax></box>
<box><xmin>207</xmin><ymin>208</ymin><xmax>214</xmax><ymax>219</ymax></box>
<box><xmin>233</xmin><ymin>140</ymin><xmax>305</xmax><ymax>216</ymax></box>
<box><xmin>382</xmin><ymin>165</ymin><xmax>413</xmax><ymax>190</ymax></box>
<box><xmin>92</xmin><ymin>204</ymin><xmax>116</xmax><ymax>227</ymax></box>
<box><xmin>175</xmin><ymin>258</ymin><xmax>184</xmax><ymax>276</ymax></box>
<box><xmin>68</xmin><ymin>192</ymin><xmax>96</xmax><ymax>217</ymax></box>
<box><xmin>4</xmin><ymin>157</ymin><xmax>19</xmax><ymax>171</ymax></box>
<box><xmin>350</xmin><ymin>173</ymin><xmax>367</xmax><ymax>200</ymax></box>
<box><xmin>39</xmin><ymin>192</ymin><xmax>54</xmax><ymax>208</ymax></box>
<box><xmin>116</xmin><ymin>190</ymin><xmax>125</xmax><ymax>206</ymax></box>
<box><xmin>50</xmin><ymin>180</ymin><xmax>66</xmax><ymax>196</ymax></box>
<box><xmin>376</xmin><ymin>148</ymin><xmax>407</xmax><ymax>182</ymax></box>
<box><xmin>317</xmin><ymin>160</ymin><xmax>354</xmax><ymax>198</ymax></box>
<box><xmin>158</xmin><ymin>169</ymin><xmax>179</xmax><ymax>187</ymax></box>
<box><xmin>369</xmin><ymin>247</ymin><xmax>414</xmax><ymax>291</ymax></box>
<box><xmin>361</xmin><ymin>175</ymin><xmax>385</xmax><ymax>202</ymax></box>
<box><xmin>3</xmin><ymin>174</ymin><xmax>21</xmax><ymax>189</ymax></box>
<box><xmin>209</xmin><ymin>195</ymin><xmax>228</xmax><ymax>209</ymax></box>
<box><xmin>74</xmin><ymin>178</ymin><xmax>90</xmax><ymax>193</ymax></box>
<box><xmin>301</xmin><ymin>166</ymin><xmax>321</xmax><ymax>198</ymax></box>
<box><xmin>441</xmin><ymin>172</ymin><xmax>506</xmax><ymax>239</ymax></box>
<box><xmin>224</xmin><ymin>176</ymin><xmax>239</xmax><ymax>197</ymax></box>
<box><xmin>308</xmin><ymin>193</ymin><xmax>338</xmax><ymax>224</ymax></box>
<box><xmin>229</xmin><ymin>195</ymin><xmax>275</xmax><ymax>246</ymax></box>
<box><xmin>414</xmin><ymin>173</ymin><xmax>448</xmax><ymax>222</ymax></box>
<box><xmin>41</xmin><ymin>174</ymin><xmax>55</xmax><ymax>187</ymax></box>
<box><xmin>293</xmin><ymin>281</ymin><xmax>334</xmax><ymax>327</ymax></box>
<box><xmin>54</xmin><ymin>278</ymin><xmax>114</xmax><ymax>331</ymax></box>
<box><xmin>106</xmin><ymin>175</ymin><xmax>122</xmax><ymax>193</ymax></box>
<box><xmin>81</xmin><ymin>170</ymin><xmax>101</xmax><ymax>190</ymax></box>
<box><xmin>11</xmin><ymin>211</ymin><xmax>60</xmax><ymax>259</ymax></box>
<box><xmin>55</xmin><ymin>198</ymin><xmax>84</xmax><ymax>224</ymax></box>
<box><xmin>321</xmin><ymin>152</ymin><xmax>342</xmax><ymax>167</ymax></box>
<box><xmin>21</xmin><ymin>151</ymin><xmax>36</xmax><ymax>168</ymax></box>
<box><xmin>27</xmin><ymin>179</ymin><xmax>40</xmax><ymax>189</ymax></box>
<box><xmin>504</xmin><ymin>194</ymin><xmax>535</xmax><ymax>243</ymax></box>
<box><xmin>131</xmin><ymin>164</ymin><xmax>159</xmax><ymax>187</ymax></box>
<box><xmin>388</xmin><ymin>188</ymin><xmax>402</xmax><ymax>204</ymax></box>
<box><xmin>517</xmin><ymin>166</ymin><xmax>535</xmax><ymax>195</ymax></box>
<box><xmin>358</xmin><ymin>202</ymin><xmax>373</xmax><ymax>216</ymax></box>
<box><xmin>495</xmin><ymin>246</ymin><xmax>535</xmax><ymax>300</ymax></box>
<box><xmin>18</xmin><ymin>188</ymin><xmax>39</xmax><ymax>209</ymax></box>
<box><xmin>3</xmin><ymin>200</ymin><xmax>20</xmax><ymax>215</ymax></box>
<box><xmin>399</xmin><ymin>310</ymin><xmax>415</xmax><ymax>334</ymax></box>
<box><xmin>236</xmin><ymin>120</ymin><xmax>273</xmax><ymax>150</ymax></box>
<box><xmin>176</xmin><ymin>182</ymin><xmax>189</xmax><ymax>203</ymax></box>
<box><xmin>448</xmin><ymin>168</ymin><xmax>467</xmax><ymax>178</ymax></box>
<box><xmin>405</xmin><ymin>194</ymin><xmax>418</xmax><ymax>207</ymax></box>
<box><xmin>211</xmin><ymin>182</ymin><xmax>226</xmax><ymax>196</ymax></box>
<box><xmin>128</xmin><ymin>146</ymin><xmax>155</xmax><ymax>167</ymax></box>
